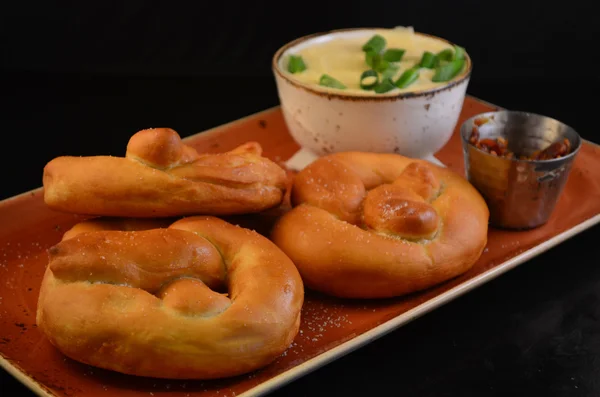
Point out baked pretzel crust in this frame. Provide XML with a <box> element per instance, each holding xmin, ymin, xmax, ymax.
<box><xmin>37</xmin><ymin>216</ymin><xmax>304</xmax><ymax>379</ymax></box>
<box><xmin>271</xmin><ymin>152</ymin><xmax>489</xmax><ymax>299</ymax></box>
<box><xmin>43</xmin><ymin>128</ymin><xmax>288</xmax><ymax>217</ymax></box>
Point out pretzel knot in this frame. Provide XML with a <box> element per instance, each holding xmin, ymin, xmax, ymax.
<box><xmin>43</xmin><ymin>128</ymin><xmax>288</xmax><ymax>218</ymax></box>
<box><xmin>36</xmin><ymin>216</ymin><xmax>304</xmax><ymax>379</ymax></box>
<box><xmin>272</xmin><ymin>152</ymin><xmax>489</xmax><ymax>299</ymax></box>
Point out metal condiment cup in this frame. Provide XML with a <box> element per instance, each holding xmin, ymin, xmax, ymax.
<box><xmin>460</xmin><ymin>110</ymin><xmax>582</xmax><ymax>230</ymax></box>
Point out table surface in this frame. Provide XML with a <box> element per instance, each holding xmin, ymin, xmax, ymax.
<box><xmin>1</xmin><ymin>71</ymin><xmax>599</xmax><ymax>397</ymax></box>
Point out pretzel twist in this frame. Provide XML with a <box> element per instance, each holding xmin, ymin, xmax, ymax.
<box><xmin>36</xmin><ymin>216</ymin><xmax>304</xmax><ymax>379</ymax></box>
<box><xmin>43</xmin><ymin>128</ymin><xmax>288</xmax><ymax>217</ymax></box>
<box><xmin>271</xmin><ymin>152</ymin><xmax>489</xmax><ymax>299</ymax></box>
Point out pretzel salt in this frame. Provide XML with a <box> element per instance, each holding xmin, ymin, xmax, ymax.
<box><xmin>37</xmin><ymin>216</ymin><xmax>304</xmax><ymax>379</ymax></box>
<box><xmin>272</xmin><ymin>152</ymin><xmax>489</xmax><ymax>299</ymax></box>
<box><xmin>43</xmin><ymin>128</ymin><xmax>288</xmax><ymax>217</ymax></box>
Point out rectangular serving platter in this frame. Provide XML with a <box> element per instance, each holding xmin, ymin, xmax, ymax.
<box><xmin>1</xmin><ymin>96</ymin><xmax>599</xmax><ymax>397</ymax></box>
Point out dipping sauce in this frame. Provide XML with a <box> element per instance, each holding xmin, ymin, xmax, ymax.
<box><xmin>281</xmin><ymin>27</ymin><xmax>468</xmax><ymax>95</ymax></box>
<box><xmin>469</xmin><ymin>116</ymin><xmax>573</xmax><ymax>160</ymax></box>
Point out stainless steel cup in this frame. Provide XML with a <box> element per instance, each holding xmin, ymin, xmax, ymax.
<box><xmin>460</xmin><ymin>110</ymin><xmax>582</xmax><ymax>230</ymax></box>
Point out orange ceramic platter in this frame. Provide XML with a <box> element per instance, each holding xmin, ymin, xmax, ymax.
<box><xmin>1</xmin><ymin>96</ymin><xmax>599</xmax><ymax>397</ymax></box>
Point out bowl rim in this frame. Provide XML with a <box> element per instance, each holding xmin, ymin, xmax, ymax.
<box><xmin>272</xmin><ymin>27</ymin><xmax>473</xmax><ymax>101</ymax></box>
<box><xmin>460</xmin><ymin>110</ymin><xmax>582</xmax><ymax>165</ymax></box>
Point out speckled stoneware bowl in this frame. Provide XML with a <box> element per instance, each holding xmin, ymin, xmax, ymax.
<box><xmin>272</xmin><ymin>28</ymin><xmax>472</xmax><ymax>167</ymax></box>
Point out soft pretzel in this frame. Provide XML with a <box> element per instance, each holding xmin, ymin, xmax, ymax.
<box><xmin>271</xmin><ymin>152</ymin><xmax>489</xmax><ymax>299</ymax></box>
<box><xmin>43</xmin><ymin>128</ymin><xmax>288</xmax><ymax>217</ymax></box>
<box><xmin>36</xmin><ymin>216</ymin><xmax>304</xmax><ymax>379</ymax></box>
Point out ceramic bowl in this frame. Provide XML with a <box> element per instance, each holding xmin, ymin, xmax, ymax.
<box><xmin>272</xmin><ymin>28</ymin><xmax>472</xmax><ymax>167</ymax></box>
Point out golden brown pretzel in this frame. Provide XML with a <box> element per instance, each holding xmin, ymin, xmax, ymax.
<box><xmin>36</xmin><ymin>216</ymin><xmax>304</xmax><ymax>379</ymax></box>
<box><xmin>271</xmin><ymin>152</ymin><xmax>489</xmax><ymax>299</ymax></box>
<box><xmin>43</xmin><ymin>128</ymin><xmax>288</xmax><ymax>217</ymax></box>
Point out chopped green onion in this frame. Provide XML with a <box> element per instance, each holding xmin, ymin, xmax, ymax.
<box><xmin>395</xmin><ymin>68</ymin><xmax>420</xmax><ymax>89</ymax></box>
<box><xmin>431</xmin><ymin>59</ymin><xmax>465</xmax><ymax>82</ymax></box>
<box><xmin>418</xmin><ymin>52</ymin><xmax>437</xmax><ymax>69</ymax></box>
<box><xmin>365</xmin><ymin>51</ymin><xmax>389</xmax><ymax>73</ymax></box>
<box><xmin>365</xmin><ymin>51</ymin><xmax>374</xmax><ymax>66</ymax></box>
<box><xmin>362</xmin><ymin>34</ymin><xmax>386</xmax><ymax>53</ymax></box>
<box><xmin>319</xmin><ymin>74</ymin><xmax>347</xmax><ymax>89</ymax></box>
<box><xmin>453</xmin><ymin>45</ymin><xmax>466</xmax><ymax>60</ymax></box>
<box><xmin>373</xmin><ymin>78</ymin><xmax>396</xmax><ymax>94</ymax></box>
<box><xmin>359</xmin><ymin>70</ymin><xmax>379</xmax><ymax>90</ymax></box>
<box><xmin>381</xmin><ymin>63</ymin><xmax>400</xmax><ymax>80</ymax></box>
<box><xmin>383</xmin><ymin>48</ymin><xmax>405</xmax><ymax>62</ymax></box>
<box><xmin>287</xmin><ymin>55</ymin><xmax>306</xmax><ymax>73</ymax></box>
<box><xmin>374</xmin><ymin>59</ymin><xmax>389</xmax><ymax>73</ymax></box>
<box><xmin>436</xmin><ymin>48</ymin><xmax>454</xmax><ymax>63</ymax></box>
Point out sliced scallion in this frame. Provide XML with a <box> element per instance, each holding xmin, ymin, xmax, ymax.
<box><xmin>436</xmin><ymin>48</ymin><xmax>454</xmax><ymax>63</ymax></box>
<box><xmin>287</xmin><ymin>55</ymin><xmax>306</xmax><ymax>74</ymax></box>
<box><xmin>453</xmin><ymin>45</ymin><xmax>466</xmax><ymax>60</ymax></box>
<box><xmin>381</xmin><ymin>63</ymin><xmax>400</xmax><ymax>80</ymax></box>
<box><xmin>362</xmin><ymin>34</ymin><xmax>386</xmax><ymax>54</ymax></box>
<box><xmin>373</xmin><ymin>78</ymin><xmax>396</xmax><ymax>94</ymax></box>
<box><xmin>431</xmin><ymin>59</ymin><xmax>465</xmax><ymax>82</ymax></box>
<box><xmin>374</xmin><ymin>59</ymin><xmax>389</xmax><ymax>73</ymax></box>
<box><xmin>383</xmin><ymin>48</ymin><xmax>405</xmax><ymax>62</ymax></box>
<box><xmin>365</xmin><ymin>50</ymin><xmax>377</xmax><ymax>67</ymax></box>
<box><xmin>395</xmin><ymin>68</ymin><xmax>420</xmax><ymax>89</ymax></box>
<box><xmin>419</xmin><ymin>51</ymin><xmax>437</xmax><ymax>69</ymax></box>
<box><xmin>365</xmin><ymin>51</ymin><xmax>389</xmax><ymax>73</ymax></box>
<box><xmin>360</xmin><ymin>70</ymin><xmax>379</xmax><ymax>90</ymax></box>
<box><xmin>319</xmin><ymin>74</ymin><xmax>347</xmax><ymax>89</ymax></box>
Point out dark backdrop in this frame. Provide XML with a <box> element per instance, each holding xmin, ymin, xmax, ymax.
<box><xmin>1</xmin><ymin>1</ymin><xmax>600</xmax><ymax>396</ymax></box>
<box><xmin>2</xmin><ymin>0</ymin><xmax>599</xmax><ymax>199</ymax></box>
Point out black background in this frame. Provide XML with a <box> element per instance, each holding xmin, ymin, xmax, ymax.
<box><xmin>1</xmin><ymin>1</ymin><xmax>599</xmax><ymax>396</ymax></box>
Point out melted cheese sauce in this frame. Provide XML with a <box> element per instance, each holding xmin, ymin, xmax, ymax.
<box><xmin>282</xmin><ymin>27</ymin><xmax>464</xmax><ymax>95</ymax></box>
